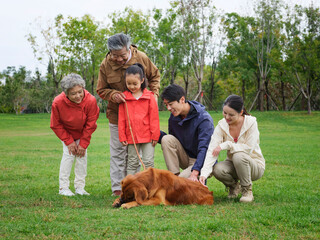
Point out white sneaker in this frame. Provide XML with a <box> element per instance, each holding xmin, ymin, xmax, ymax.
<box><xmin>59</xmin><ymin>188</ymin><xmax>75</xmax><ymax>196</ymax></box>
<box><xmin>75</xmin><ymin>188</ymin><xmax>90</xmax><ymax>196</ymax></box>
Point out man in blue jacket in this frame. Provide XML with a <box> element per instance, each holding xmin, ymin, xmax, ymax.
<box><xmin>159</xmin><ymin>84</ymin><xmax>214</xmax><ymax>181</ymax></box>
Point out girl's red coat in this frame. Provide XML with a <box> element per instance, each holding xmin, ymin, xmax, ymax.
<box><xmin>50</xmin><ymin>89</ymin><xmax>100</xmax><ymax>149</ymax></box>
<box><xmin>118</xmin><ymin>89</ymin><xmax>160</xmax><ymax>144</ymax></box>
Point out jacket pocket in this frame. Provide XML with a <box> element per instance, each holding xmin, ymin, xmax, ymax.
<box><xmin>107</xmin><ymin>76</ymin><xmax>125</xmax><ymax>92</ymax></box>
<box><xmin>107</xmin><ymin>76</ymin><xmax>121</xmax><ymax>83</ymax></box>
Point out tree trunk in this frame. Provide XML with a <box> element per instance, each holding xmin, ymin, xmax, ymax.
<box><xmin>242</xmin><ymin>78</ymin><xmax>245</xmax><ymax>102</ymax></box>
<box><xmin>209</xmin><ymin>58</ymin><xmax>216</xmax><ymax>104</ymax></box>
<box><xmin>198</xmin><ymin>80</ymin><xmax>203</xmax><ymax>104</ymax></box>
<box><xmin>170</xmin><ymin>68</ymin><xmax>176</xmax><ymax>85</ymax></box>
<box><xmin>183</xmin><ymin>67</ymin><xmax>190</xmax><ymax>99</ymax></box>
<box><xmin>259</xmin><ymin>75</ymin><xmax>266</xmax><ymax>111</ymax></box>
<box><xmin>265</xmin><ymin>80</ymin><xmax>269</xmax><ymax>111</ymax></box>
<box><xmin>281</xmin><ymin>80</ymin><xmax>286</xmax><ymax>110</ymax></box>
<box><xmin>91</xmin><ymin>58</ymin><xmax>95</xmax><ymax>94</ymax></box>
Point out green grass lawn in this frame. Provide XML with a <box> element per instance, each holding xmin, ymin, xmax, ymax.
<box><xmin>1</xmin><ymin>111</ymin><xmax>319</xmax><ymax>239</ymax></box>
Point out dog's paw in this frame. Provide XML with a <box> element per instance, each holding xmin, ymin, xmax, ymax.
<box><xmin>112</xmin><ymin>198</ymin><xmax>122</xmax><ymax>208</ymax></box>
<box><xmin>121</xmin><ymin>203</ymin><xmax>130</xmax><ymax>209</ymax></box>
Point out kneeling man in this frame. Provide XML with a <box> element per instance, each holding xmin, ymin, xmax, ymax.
<box><xmin>159</xmin><ymin>84</ymin><xmax>214</xmax><ymax>181</ymax></box>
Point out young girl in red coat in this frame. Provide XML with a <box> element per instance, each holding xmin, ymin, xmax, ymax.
<box><xmin>118</xmin><ymin>63</ymin><xmax>160</xmax><ymax>175</ymax></box>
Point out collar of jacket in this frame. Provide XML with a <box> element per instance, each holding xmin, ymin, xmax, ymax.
<box><xmin>123</xmin><ymin>89</ymin><xmax>153</xmax><ymax>101</ymax></box>
<box><xmin>62</xmin><ymin>89</ymin><xmax>89</xmax><ymax>108</ymax></box>
<box><xmin>106</xmin><ymin>45</ymin><xmax>139</xmax><ymax>71</ymax></box>
<box><xmin>171</xmin><ymin>100</ymin><xmax>203</xmax><ymax>126</ymax></box>
<box><xmin>219</xmin><ymin>115</ymin><xmax>256</xmax><ymax>139</ymax></box>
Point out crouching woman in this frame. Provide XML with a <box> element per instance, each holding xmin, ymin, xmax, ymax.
<box><xmin>200</xmin><ymin>95</ymin><xmax>265</xmax><ymax>202</ymax></box>
<box><xmin>50</xmin><ymin>73</ymin><xmax>100</xmax><ymax>196</ymax></box>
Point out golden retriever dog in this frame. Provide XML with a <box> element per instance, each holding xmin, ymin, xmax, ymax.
<box><xmin>112</xmin><ymin>168</ymin><xmax>214</xmax><ymax>209</ymax></box>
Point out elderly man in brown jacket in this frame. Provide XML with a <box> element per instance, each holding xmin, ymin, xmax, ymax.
<box><xmin>96</xmin><ymin>33</ymin><xmax>160</xmax><ymax>196</ymax></box>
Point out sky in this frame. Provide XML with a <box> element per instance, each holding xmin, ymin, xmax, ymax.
<box><xmin>0</xmin><ymin>0</ymin><xmax>318</xmax><ymax>75</ymax></box>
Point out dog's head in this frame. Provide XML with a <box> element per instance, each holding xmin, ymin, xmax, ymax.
<box><xmin>113</xmin><ymin>174</ymin><xmax>148</xmax><ymax>208</ymax></box>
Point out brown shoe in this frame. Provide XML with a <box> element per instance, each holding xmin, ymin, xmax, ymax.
<box><xmin>227</xmin><ymin>182</ymin><xmax>241</xmax><ymax>199</ymax></box>
<box><xmin>112</xmin><ymin>190</ymin><xmax>121</xmax><ymax>196</ymax></box>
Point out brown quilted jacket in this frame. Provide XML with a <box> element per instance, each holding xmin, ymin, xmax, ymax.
<box><xmin>96</xmin><ymin>45</ymin><xmax>160</xmax><ymax>124</ymax></box>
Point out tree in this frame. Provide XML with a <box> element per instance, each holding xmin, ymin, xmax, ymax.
<box><xmin>250</xmin><ymin>0</ymin><xmax>283</xmax><ymax>111</ymax></box>
<box><xmin>220</xmin><ymin>13</ymin><xmax>257</xmax><ymax>104</ymax></box>
<box><xmin>57</xmin><ymin>14</ymin><xmax>108</xmax><ymax>94</ymax></box>
<box><xmin>27</xmin><ymin>15</ymin><xmax>66</xmax><ymax>95</ymax></box>
<box><xmin>0</xmin><ymin>67</ymin><xmax>29</xmax><ymax>114</ymax></box>
<box><xmin>25</xmin><ymin>69</ymin><xmax>54</xmax><ymax>113</ymax></box>
<box><xmin>108</xmin><ymin>7</ymin><xmax>153</xmax><ymax>53</ymax></box>
<box><xmin>282</xmin><ymin>4</ymin><xmax>320</xmax><ymax>114</ymax></box>
<box><xmin>152</xmin><ymin>8</ymin><xmax>185</xmax><ymax>87</ymax></box>
<box><xmin>174</xmin><ymin>0</ymin><xmax>216</xmax><ymax>103</ymax></box>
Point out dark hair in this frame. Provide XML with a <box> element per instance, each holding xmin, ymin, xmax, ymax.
<box><xmin>161</xmin><ymin>84</ymin><xmax>186</xmax><ymax>102</ymax></box>
<box><xmin>124</xmin><ymin>63</ymin><xmax>147</xmax><ymax>90</ymax></box>
<box><xmin>223</xmin><ymin>94</ymin><xmax>250</xmax><ymax>116</ymax></box>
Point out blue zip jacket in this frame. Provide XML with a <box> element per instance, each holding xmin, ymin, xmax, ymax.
<box><xmin>160</xmin><ymin>101</ymin><xmax>214</xmax><ymax>172</ymax></box>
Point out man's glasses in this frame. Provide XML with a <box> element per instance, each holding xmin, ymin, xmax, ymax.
<box><xmin>110</xmin><ymin>52</ymin><xmax>128</xmax><ymax>60</ymax></box>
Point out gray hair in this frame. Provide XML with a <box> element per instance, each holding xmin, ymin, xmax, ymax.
<box><xmin>60</xmin><ymin>73</ymin><xmax>85</xmax><ymax>94</ymax></box>
<box><xmin>107</xmin><ymin>33</ymin><xmax>131</xmax><ymax>51</ymax></box>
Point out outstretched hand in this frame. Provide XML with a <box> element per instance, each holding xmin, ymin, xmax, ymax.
<box><xmin>188</xmin><ymin>170</ymin><xmax>199</xmax><ymax>182</ymax></box>
<box><xmin>199</xmin><ymin>176</ymin><xmax>207</xmax><ymax>187</ymax></box>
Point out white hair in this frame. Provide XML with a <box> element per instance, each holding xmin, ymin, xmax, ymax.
<box><xmin>107</xmin><ymin>33</ymin><xmax>131</xmax><ymax>51</ymax></box>
<box><xmin>60</xmin><ymin>73</ymin><xmax>85</xmax><ymax>94</ymax></box>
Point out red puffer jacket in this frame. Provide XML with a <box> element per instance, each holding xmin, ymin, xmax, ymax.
<box><xmin>50</xmin><ymin>89</ymin><xmax>100</xmax><ymax>149</ymax></box>
<box><xmin>118</xmin><ymin>89</ymin><xmax>160</xmax><ymax>144</ymax></box>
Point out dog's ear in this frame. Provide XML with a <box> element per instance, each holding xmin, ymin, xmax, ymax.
<box><xmin>121</xmin><ymin>174</ymin><xmax>135</xmax><ymax>188</ymax></box>
<box><xmin>133</xmin><ymin>183</ymin><xmax>148</xmax><ymax>204</ymax></box>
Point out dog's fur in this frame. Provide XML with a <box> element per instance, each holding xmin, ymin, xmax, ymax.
<box><xmin>112</xmin><ymin>168</ymin><xmax>214</xmax><ymax>209</ymax></box>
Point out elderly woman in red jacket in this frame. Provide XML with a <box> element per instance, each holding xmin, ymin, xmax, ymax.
<box><xmin>50</xmin><ymin>73</ymin><xmax>99</xmax><ymax>196</ymax></box>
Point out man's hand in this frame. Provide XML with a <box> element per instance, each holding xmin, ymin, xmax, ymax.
<box><xmin>76</xmin><ymin>145</ymin><xmax>86</xmax><ymax>158</ymax></box>
<box><xmin>121</xmin><ymin>141</ymin><xmax>128</xmax><ymax>146</ymax></box>
<box><xmin>112</xmin><ymin>93</ymin><xmax>126</xmax><ymax>103</ymax></box>
<box><xmin>188</xmin><ymin>170</ymin><xmax>199</xmax><ymax>182</ymax></box>
<box><xmin>67</xmin><ymin>141</ymin><xmax>77</xmax><ymax>156</ymax></box>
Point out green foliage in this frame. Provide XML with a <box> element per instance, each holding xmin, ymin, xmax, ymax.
<box><xmin>0</xmin><ymin>0</ymin><xmax>314</xmax><ymax>113</ymax></box>
<box><xmin>108</xmin><ymin>7</ymin><xmax>153</xmax><ymax>53</ymax></box>
<box><xmin>0</xmin><ymin>66</ymin><xmax>29</xmax><ymax>114</ymax></box>
<box><xmin>1</xmin><ymin>112</ymin><xmax>320</xmax><ymax>239</ymax></box>
<box><xmin>57</xmin><ymin>14</ymin><xmax>109</xmax><ymax>94</ymax></box>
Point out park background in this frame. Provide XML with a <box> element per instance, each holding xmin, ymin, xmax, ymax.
<box><xmin>1</xmin><ymin>0</ymin><xmax>320</xmax><ymax>239</ymax></box>
<box><xmin>0</xmin><ymin>0</ymin><xmax>319</xmax><ymax>114</ymax></box>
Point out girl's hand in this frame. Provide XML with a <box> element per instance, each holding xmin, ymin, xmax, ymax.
<box><xmin>67</xmin><ymin>142</ymin><xmax>77</xmax><ymax>155</ymax></box>
<box><xmin>121</xmin><ymin>141</ymin><xmax>128</xmax><ymax>146</ymax></box>
<box><xmin>199</xmin><ymin>176</ymin><xmax>207</xmax><ymax>186</ymax></box>
<box><xmin>76</xmin><ymin>145</ymin><xmax>86</xmax><ymax>158</ymax></box>
<box><xmin>151</xmin><ymin>140</ymin><xmax>157</xmax><ymax>147</ymax></box>
<box><xmin>212</xmin><ymin>146</ymin><xmax>222</xmax><ymax>157</ymax></box>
